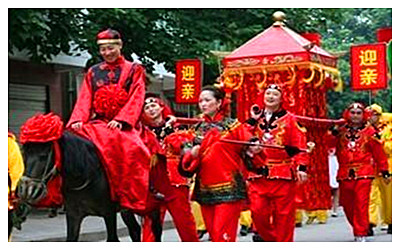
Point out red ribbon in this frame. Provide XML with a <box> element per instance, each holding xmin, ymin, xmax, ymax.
<box><xmin>53</xmin><ymin>141</ymin><xmax>62</xmax><ymax>171</ymax></box>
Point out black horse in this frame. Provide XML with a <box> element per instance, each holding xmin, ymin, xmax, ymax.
<box><xmin>17</xmin><ymin>130</ymin><xmax>162</xmax><ymax>241</ymax></box>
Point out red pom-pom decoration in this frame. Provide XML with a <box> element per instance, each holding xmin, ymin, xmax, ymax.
<box><xmin>93</xmin><ymin>85</ymin><xmax>129</xmax><ymax>120</ymax></box>
<box><xmin>20</xmin><ymin>113</ymin><xmax>64</xmax><ymax>144</ymax></box>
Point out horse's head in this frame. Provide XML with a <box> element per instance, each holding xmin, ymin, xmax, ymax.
<box><xmin>17</xmin><ymin>113</ymin><xmax>64</xmax><ymax>205</ymax></box>
<box><xmin>17</xmin><ymin>142</ymin><xmax>58</xmax><ymax>204</ymax></box>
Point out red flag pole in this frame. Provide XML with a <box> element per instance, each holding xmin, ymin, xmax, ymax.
<box><xmin>294</xmin><ymin>115</ymin><xmax>346</xmax><ymax>125</ymax></box>
<box><xmin>175</xmin><ymin>117</ymin><xmax>204</xmax><ymax>124</ymax></box>
<box><xmin>220</xmin><ymin>138</ymin><xmax>315</xmax><ymax>153</ymax></box>
<box><xmin>173</xmin><ymin>116</ymin><xmax>344</xmax><ymax>126</ymax></box>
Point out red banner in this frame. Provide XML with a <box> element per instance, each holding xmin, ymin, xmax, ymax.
<box><xmin>377</xmin><ymin>27</ymin><xmax>392</xmax><ymax>43</ymax></box>
<box><xmin>351</xmin><ymin>43</ymin><xmax>387</xmax><ymax>91</ymax></box>
<box><xmin>175</xmin><ymin>59</ymin><xmax>202</xmax><ymax>104</ymax></box>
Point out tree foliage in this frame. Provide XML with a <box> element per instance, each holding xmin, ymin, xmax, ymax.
<box><xmin>9</xmin><ymin>8</ymin><xmax>392</xmax><ymax>116</ymax></box>
<box><xmin>8</xmin><ymin>8</ymin><xmax>343</xmax><ymax>71</ymax></box>
<box><xmin>9</xmin><ymin>9</ymin><xmax>85</xmax><ymax>62</ymax></box>
<box><xmin>323</xmin><ymin>8</ymin><xmax>392</xmax><ymax>117</ymax></box>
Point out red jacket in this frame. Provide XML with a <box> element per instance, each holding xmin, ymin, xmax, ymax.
<box><xmin>67</xmin><ymin>56</ymin><xmax>145</xmax><ymax>127</ymax></box>
<box><xmin>163</xmin><ymin>130</ymin><xmax>195</xmax><ymax>186</ymax></box>
<box><xmin>248</xmin><ymin>109</ymin><xmax>308</xmax><ymax>181</ymax></box>
<box><xmin>329</xmin><ymin>124</ymin><xmax>388</xmax><ymax>180</ymax></box>
<box><xmin>181</xmin><ymin>116</ymin><xmax>253</xmax><ymax>205</ymax></box>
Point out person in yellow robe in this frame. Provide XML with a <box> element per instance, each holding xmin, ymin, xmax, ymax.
<box><xmin>366</xmin><ymin>104</ymin><xmax>392</xmax><ymax>235</ymax></box>
<box><xmin>8</xmin><ymin>132</ymin><xmax>25</xmax><ymax>240</ymax></box>
<box><xmin>190</xmin><ymin>179</ymin><xmax>207</xmax><ymax>240</ymax></box>
<box><xmin>378</xmin><ymin>112</ymin><xmax>392</xmax><ymax>234</ymax></box>
<box><xmin>191</xmin><ymin>201</ymin><xmax>207</xmax><ymax>239</ymax></box>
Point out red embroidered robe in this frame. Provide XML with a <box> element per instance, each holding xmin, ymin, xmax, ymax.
<box><xmin>66</xmin><ymin>56</ymin><xmax>150</xmax><ymax>212</ymax></box>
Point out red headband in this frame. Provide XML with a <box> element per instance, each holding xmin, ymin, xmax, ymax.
<box><xmin>347</xmin><ymin>102</ymin><xmax>365</xmax><ymax>111</ymax></box>
<box><xmin>266</xmin><ymin>83</ymin><xmax>282</xmax><ymax>92</ymax></box>
<box><xmin>144</xmin><ymin>97</ymin><xmax>162</xmax><ymax>106</ymax></box>
<box><xmin>342</xmin><ymin>102</ymin><xmax>371</xmax><ymax>122</ymax></box>
<box><xmin>142</xmin><ymin>96</ymin><xmax>174</xmax><ymax>125</ymax></box>
<box><xmin>96</xmin><ymin>29</ymin><xmax>122</xmax><ymax>45</ymax></box>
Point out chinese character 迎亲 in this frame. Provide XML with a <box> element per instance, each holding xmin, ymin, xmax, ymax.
<box><xmin>359</xmin><ymin>50</ymin><xmax>378</xmax><ymax>66</ymax></box>
<box><xmin>182</xmin><ymin>65</ymin><xmax>195</xmax><ymax>81</ymax></box>
<box><xmin>182</xmin><ymin>83</ymin><xmax>195</xmax><ymax>99</ymax></box>
<box><xmin>360</xmin><ymin>68</ymin><xmax>378</xmax><ymax>85</ymax></box>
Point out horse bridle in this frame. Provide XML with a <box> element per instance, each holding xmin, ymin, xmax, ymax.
<box><xmin>43</xmin><ymin>147</ymin><xmax>60</xmax><ymax>184</ymax></box>
<box><xmin>20</xmin><ymin>142</ymin><xmax>61</xmax><ymax>201</ymax></box>
<box><xmin>23</xmin><ymin>141</ymin><xmax>91</xmax><ymax>193</ymax></box>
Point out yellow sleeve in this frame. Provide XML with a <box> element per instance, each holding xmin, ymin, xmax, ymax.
<box><xmin>381</xmin><ymin>127</ymin><xmax>392</xmax><ymax>157</ymax></box>
<box><xmin>8</xmin><ymin>137</ymin><xmax>25</xmax><ymax>191</ymax></box>
<box><xmin>383</xmin><ymin>139</ymin><xmax>392</xmax><ymax>157</ymax></box>
<box><xmin>381</xmin><ymin>126</ymin><xmax>392</xmax><ymax>173</ymax></box>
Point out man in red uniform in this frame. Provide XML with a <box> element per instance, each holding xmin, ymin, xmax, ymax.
<box><xmin>67</xmin><ymin>29</ymin><xmax>151</xmax><ymax>213</ymax></box>
<box><xmin>140</xmin><ymin>95</ymin><xmax>199</xmax><ymax>242</ymax></box>
<box><xmin>329</xmin><ymin>103</ymin><xmax>389</xmax><ymax>242</ymax></box>
<box><xmin>245</xmin><ymin>84</ymin><xmax>308</xmax><ymax>242</ymax></box>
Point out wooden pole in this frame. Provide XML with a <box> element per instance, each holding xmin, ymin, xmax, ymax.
<box><xmin>369</xmin><ymin>90</ymin><xmax>372</xmax><ymax>106</ymax></box>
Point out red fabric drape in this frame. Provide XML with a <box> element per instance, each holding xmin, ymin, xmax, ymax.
<box><xmin>234</xmin><ymin>69</ymin><xmax>332</xmax><ymax>210</ymax></box>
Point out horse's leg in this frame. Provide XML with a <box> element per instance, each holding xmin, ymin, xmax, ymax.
<box><xmin>66</xmin><ymin>212</ymin><xmax>83</xmax><ymax>242</ymax></box>
<box><xmin>150</xmin><ymin>209</ymin><xmax>163</xmax><ymax>242</ymax></box>
<box><xmin>104</xmin><ymin>212</ymin><xmax>119</xmax><ymax>242</ymax></box>
<box><xmin>121</xmin><ymin>209</ymin><xmax>141</xmax><ymax>242</ymax></box>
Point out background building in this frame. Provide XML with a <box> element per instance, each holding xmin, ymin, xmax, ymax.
<box><xmin>8</xmin><ymin>49</ymin><xmax>178</xmax><ymax>136</ymax></box>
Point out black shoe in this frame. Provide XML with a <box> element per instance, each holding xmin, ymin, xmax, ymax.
<box><xmin>48</xmin><ymin>208</ymin><xmax>58</xmax><ymax>218</ymax></box>
<box><xmin>367</xmin><ymin>223</ymin><xmax>375</xmax><ymax>236</ymax></box>
<box><xmin>240</xmin><ymin>225</ymin><xmax>250</xmax><ymax>236</ymax></box>
<box><xmin>58</xmin><ymin>206</ymin><xmax>66</xmax><ymax>214</ymax></box>
<box><xmin>388</xmin><ymin>224</ymin><xmax>392</xmax><ymax>234</ymax></box>
<box><xmin>197</xmin><ymin>230</ymin><xmax>207</xmax><ymax>240</ymax></box>
<box><xmin>295</xmin><ymin>222</ymin><xmax>303</xmax><ymax>227</ymax></box>
<box><xmin>252</xmin><ymin>232</ymin><xmax>264</xmax><ymax>242</ymax></box>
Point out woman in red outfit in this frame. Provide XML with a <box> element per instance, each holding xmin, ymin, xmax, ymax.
<box><xmin>244</xmin><ymin>84</ymin><xmax>308</xmax><ymax>242</ymax></box>
<box><xmin>67</xmin><ymin>29</ymin><xmax>151</xmax><ymax>213</ymax></box>
<box><xmin>329</xmin><ymin>103</ymin><xmax>389</xmax><ymax>242</ymax></box>
<box><xmin>180</xmin><ymin>85</ymin><xmax>254</xmax><ymax>242</ymax></box>
<box><xmin>140</xmin><ymin>94</ymin><xmax>199</xmax><ymax>242</ymax></box>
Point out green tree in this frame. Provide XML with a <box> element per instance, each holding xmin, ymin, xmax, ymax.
<box><xmin>9</xmin><ymin>9</ymin><xmax>86</xmax><ymax>62</ymax></box>
<box><xmin>9</xmin><ymin>8</ymin><xmax>391</xmax><ymax>116</ymax></box>
<box><xmin>322</xmin><ymin>8</ymin><xmax>392</xmax><ymax>117</ymax></box>
<box><xmin>8</xmin><ymin>8</ymin><xmax>343</xmax><ymax>73</ymax></box>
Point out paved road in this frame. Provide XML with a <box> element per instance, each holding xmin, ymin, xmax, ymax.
<box><xmin>11</xmin><ymin>207</ymin><xmax>391</xmax><ymax>242</ymax></box>
<box><xmin>120</xmin><ymin>211</ymin><xmax>392</xmax><ymax>242</ymax></box>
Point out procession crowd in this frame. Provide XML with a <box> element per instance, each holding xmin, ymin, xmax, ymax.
<box><xmin>8</xmin><ymin>29</ymin><xmax>392</xmax><ymax>242</ymax></box>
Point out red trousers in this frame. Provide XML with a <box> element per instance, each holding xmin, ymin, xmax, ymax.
<box><xmin>200</xmin><ymin>200</ymin><xmax>243</xmax><ymax>242</ymax></box>
<box><xmin>248</xmin><ymin>178</ymin><xmax>296</xmax><ymax>242</ymax></box>
<box><xmin>142</xmin><ymin>186</ymin><xmax>199</xmax><ymax>242</ymax></box>
<box><xmin>339</xmin><ymin>178</ymin><xmax>373</xmax><ymax>236</ymax></box>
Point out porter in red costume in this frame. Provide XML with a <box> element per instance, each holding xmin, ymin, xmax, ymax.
<box><xmin>329</xmin><ymin>103</ymin><xmax>389</xmax><ymax>242</ymax></box>
<box><xmin>140</xmin><ymin>94</ymin><xmax>198</xmax><ymax>242</ymax></box>
<box><xmin>245</xmin><ymin>84</ymin><xmax>308</xmax><ymax>242</ymax></box>
<box><xmin>67</xmin><ymin>29</ymin><xmax>150</xmax><ymax>213</ymax></box>
<box><xmin>180</xmin><ymin>85</ymin><xmax>254</xmax><ymax>242</ymax></box>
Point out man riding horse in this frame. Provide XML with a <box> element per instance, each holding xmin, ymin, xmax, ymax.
<box><xmin>67</xmin><ymin>28</ymin><xmax>153</xmax><ymax>213</ymax></box>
